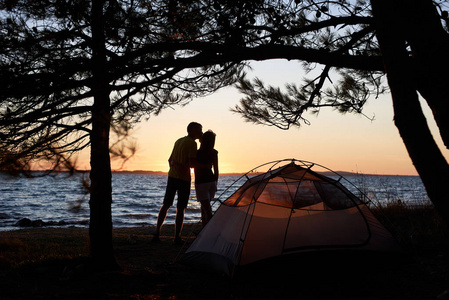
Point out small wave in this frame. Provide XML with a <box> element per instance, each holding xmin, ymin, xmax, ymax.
<box><xmin>127</xmin><ymin>213</ymin><xmax>153</xmax><ymax>220</ymax></box>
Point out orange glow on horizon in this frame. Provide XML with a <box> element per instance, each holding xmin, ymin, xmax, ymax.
<box><xmin>26</xmin><ymin>61</ymin><xmax>449</xmax><ymax>177</ymax></box>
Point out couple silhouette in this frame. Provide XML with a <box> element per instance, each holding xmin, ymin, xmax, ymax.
<box><xmin>152</xmin><ymin>122</ymin><xmax>218</xmax><ymax>245</ymax></box>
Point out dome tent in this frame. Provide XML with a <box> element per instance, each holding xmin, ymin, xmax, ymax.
<box><xmin>181</xmin><ymin>159</ymin><xmax>401</xmax><ymax>276</ymax></box>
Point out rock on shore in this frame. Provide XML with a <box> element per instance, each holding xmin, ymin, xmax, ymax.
<box><xmin>15</xmin><ymin>218</ymin><xmax>88</xmax><ymax>227</ymax></box>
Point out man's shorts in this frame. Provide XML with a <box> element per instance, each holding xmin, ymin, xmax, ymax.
<box><xmin>163</xmin><ymin>177</ymin><xmax>191</xmax><ymax>209</ymax></box>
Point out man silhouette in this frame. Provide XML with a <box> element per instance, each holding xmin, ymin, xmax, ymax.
<box><xmin>153</xmin><ymin>122</ymin><xmax>203</xmax><ymax>244</ymax></box>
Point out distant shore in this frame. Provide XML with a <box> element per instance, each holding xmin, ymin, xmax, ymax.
<box><xmin>2</xmin><ymin>169</ymin><xmax>419</xmax><ymax>177</ymax></box>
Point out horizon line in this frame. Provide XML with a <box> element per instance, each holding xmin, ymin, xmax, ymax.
<box><xmin>3</xmin><ymin>169</ymin><xmax>419</xmax><ymax>177</ymax></box>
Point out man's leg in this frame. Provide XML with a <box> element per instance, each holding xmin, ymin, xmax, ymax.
<box><xmin>154</xmin><ymin>204</ymin><xmax>170</xmax><ymax>238</ymax></box>
<box><xmin>174</xmin><ymin>179</ymin><xmax>190</xmax><ymax>244</ymax></box>
<box><xmin>153</xmin><ymin>177</ymin><xmax>176</xmax><ymax>241</ymax></box>
<box><xmin>174</xmin><ymin>208</ymin><xmax>185</xmax><ymax>239</ymax></box>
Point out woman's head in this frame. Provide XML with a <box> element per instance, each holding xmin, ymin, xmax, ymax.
<box><xmin>200</xmin><ymin>130</ymin><xmax>216</xmax><ymax>150</ymax></box>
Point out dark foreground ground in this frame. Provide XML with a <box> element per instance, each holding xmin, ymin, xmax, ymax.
<box><xmin>1</xmin><ymin>223</ymin><xmax>449</xmax><ymax>300</ymax></box>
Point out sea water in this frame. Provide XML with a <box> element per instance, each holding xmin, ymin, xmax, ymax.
<box><xmin>0</xmin><ymin>172</ymin><xmax>430</xmax><ymax>231</ymax></box>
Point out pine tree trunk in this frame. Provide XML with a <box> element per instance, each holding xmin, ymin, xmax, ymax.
<box><xmin>402</xmin><ymin>0</ymin><xmax>449</xmax><ymax>149</ymax></box>
<box><xmin>89</xmin><ymin>0</ymin><xmax>118</xmax><ymax>270</ymax></box>
<box><xmin>371</xmin><ymin>0</ymin><xmax>449</xmax><ymax>225</ymax></box>
<box><xmin>89</xmin><ymin>104</ymin><xmax>117</xmax><ymax>269</ymax></box>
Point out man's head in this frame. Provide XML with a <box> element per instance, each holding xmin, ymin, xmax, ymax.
<box><xmin>187</xmin><ymin>122</ymin><xmax>203</xmax><ymax>140</ymax></box>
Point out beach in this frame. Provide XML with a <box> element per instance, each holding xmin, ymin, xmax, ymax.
<box><xmin>1</xmin><ymin>219</ymin><xmax>449</xmax><ymax>300</ymax></box>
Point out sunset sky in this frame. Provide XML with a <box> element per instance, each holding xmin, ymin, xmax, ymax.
<box><xmin>77</xmin><ymin>59</ymin><xmax>448</xmax><ymax>176</ymax></box>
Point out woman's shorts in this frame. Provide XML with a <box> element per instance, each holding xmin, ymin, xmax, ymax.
<box><xmin>195</xmin><ymin>181</ymin><xmax>217</xmax><ymax>202</ymax></box>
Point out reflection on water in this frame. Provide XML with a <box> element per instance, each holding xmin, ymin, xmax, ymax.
<box><xmin>0</xmin><ymin>173</ymin><xmax>430</xmax><ymax>231</ymax></box>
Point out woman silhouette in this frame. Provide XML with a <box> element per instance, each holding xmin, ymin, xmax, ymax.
<box><xmin>194</xmin><ymin>130</ymin><xmax>219</xmax><ymax>226</ymax></box>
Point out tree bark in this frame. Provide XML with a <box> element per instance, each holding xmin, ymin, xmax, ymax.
<box><xmin>89</xmin><ymin>0</ymin><xmax>118</xmax><ymax>270</ymax></box>
<box><xmin>371</xmin><ymin>0</ymin><xmax>449</xmax><ymax>224</ymax></box>
<box><xmin>403</xmin><ymin>0</ymin><xmax>449</xmax><ymax>149</ymax></box>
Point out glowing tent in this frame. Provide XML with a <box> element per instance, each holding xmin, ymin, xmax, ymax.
<box><xmin>181</xmin><ymin>160</ymin><xmax>400</xmax><ymax>276</ymax></box>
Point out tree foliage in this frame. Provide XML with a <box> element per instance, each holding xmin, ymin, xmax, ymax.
<box><xmin>229</xmin><ymin>0</ymin><xmax>449</xmax><ymax>149</ymax></box>
<box><xmin>0</xmin><ymin>0</ymin><xmax>246</xmax><ymax>171</ymax></box>
<box><xmin>2</xmin><ymin>0</ymin><xmax>414</xmax><ymax>167</ymax></box>
<box><xmin>231</xmin><ymin>0</ymin><xmax>390</xmax><ymax>129</ymax></box>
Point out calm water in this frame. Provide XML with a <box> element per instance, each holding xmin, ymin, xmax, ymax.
<box><xmin>0</xmin><ymin>173</ymin><xmax>430</xmax><ymax>231</ymax></box>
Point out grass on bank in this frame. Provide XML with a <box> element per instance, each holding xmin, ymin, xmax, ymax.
<box><xmin>373</xmin><ymin>202</ymin><xmax>449</xmax><ymax>253</ymax></box>
<box><xmin>0</xmin><ymin>227</ymin><xmax>89</xmax><ymax>269</ymax></box>
<box><xmin>0</xmin><ymin>224</ymin><xmax>202</xmax><ymax>272</ymax></box>
<box><xmin>1</xmin><ymin>204</ymin><xmax>449</xmax><ymax>300</ymax></box>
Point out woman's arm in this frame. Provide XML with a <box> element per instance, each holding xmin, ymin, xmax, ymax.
<box><xmin>213</xmin><ymin>153</ymin><xmax>219</xmax><ymax>181</ymax></box>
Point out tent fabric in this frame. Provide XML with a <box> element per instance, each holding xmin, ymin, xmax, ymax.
<box><xmin>181</xmin><ymin>160</ymin><xmax>401</xmax><ymax>276</ymax></box>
